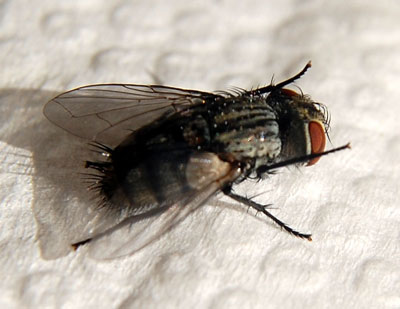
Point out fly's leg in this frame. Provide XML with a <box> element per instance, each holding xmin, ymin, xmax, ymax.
<box><xmin>256</xmin><ymin>143</ymin><xmax>350</xmax><ymax>176</ymax></box>
<box><xmin>223</xmin><ymin>187</ymin><xmax>312</xmax><ymax>241</ymax></box>
<box><xmin>229</xmin><ymin>144</ymin><xmax>350</xmax><ymax>240</ymax></box>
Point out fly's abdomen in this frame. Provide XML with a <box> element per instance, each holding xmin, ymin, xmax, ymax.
<box><xmin>107</xmin><ymin>148</ymin><xmax>233</xmax><ymax>217</ymax></box>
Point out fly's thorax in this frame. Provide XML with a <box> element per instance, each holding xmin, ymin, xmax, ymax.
<box><xmin>267</xmin><ymin>88</ymin><xmax>328</xmax><ymax>165</ymax></box>
<box><xmin>214</xmin><ymin>125</ymin><xmax>282</xmax><ymax>161</ymax></box>
<box><xmin>209</xmin><ymin>96</ymin><xmax>282</xmax><ymax>161</ymax></box>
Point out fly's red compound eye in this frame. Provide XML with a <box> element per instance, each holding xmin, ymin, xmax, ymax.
<box><xmin>307</xmin><ymin>121</ymin><xmax>326</xmax><ymax>166</ymax></box>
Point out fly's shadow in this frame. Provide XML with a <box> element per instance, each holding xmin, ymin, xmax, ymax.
<box><xmin>0</xmin><ymin>88</ymin><xmax>134</xmax><ymax>259</ymax></box>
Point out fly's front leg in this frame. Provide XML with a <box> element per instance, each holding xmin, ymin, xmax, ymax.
<box><xmin>222</xmin><ymin>186</ymin><xmax>312</xmax><ymax>241</ymax></box>
<box><xmin>256</xmin><ymin>143</ymin><xmax>350</xmax><ymax>177</ymax></box>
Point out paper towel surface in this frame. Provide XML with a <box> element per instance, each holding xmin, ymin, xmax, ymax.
<box><xmin>1</xmin><ymin>0</ymin><xmax>400</xmax><ymax>308</ymax></box>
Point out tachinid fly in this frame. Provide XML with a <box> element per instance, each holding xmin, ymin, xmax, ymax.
<box><xmin>44</xmin><ymin>61</ymin><xmax>349</xmax><ymax>252</ymax></box>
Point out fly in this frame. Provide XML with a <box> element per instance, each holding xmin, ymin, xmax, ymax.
<box><xmin>44</xmin><ymin>61</ymin><xmax>349</xmax><ymax>254</ymax></box>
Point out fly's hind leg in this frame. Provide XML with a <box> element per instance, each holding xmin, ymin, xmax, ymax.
<box><xmin>223</xmin><ymin>187</ymin><xmax>312</xmax><ymax>241</ymax></box>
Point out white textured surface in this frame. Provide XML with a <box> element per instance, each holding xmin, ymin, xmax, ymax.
<box><xmin>1</xmin><ymin>0</ymin><xmax>400</xmax><ymax>308</ymax></box>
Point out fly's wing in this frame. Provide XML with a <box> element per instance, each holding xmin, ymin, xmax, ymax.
<box><xmin>40</xmin><ymin>83</ymin><xmax>228</xmax><ymax>259</ymax></box>
<box><xmin>85</xmin><ymin>152</ymin><xmax>242</xmax><ymax>260</ymax></box>
<box><xmin>43</xmin><ymin>84</ymin><xmax>219</xmax><ymax>146</ymax></box>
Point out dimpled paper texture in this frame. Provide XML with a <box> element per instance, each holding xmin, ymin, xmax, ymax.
<box><xmin>0</xmin><ymin>0</ymin><xmax>399</xmax><ymax>308</ymax></box>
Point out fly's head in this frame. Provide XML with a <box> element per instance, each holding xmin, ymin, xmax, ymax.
<box><xmin>267</xmin><ymin>88</ymin><xmax>330</xmax><ymax>166</ymax></box>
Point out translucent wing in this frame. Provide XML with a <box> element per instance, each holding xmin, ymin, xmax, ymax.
<box><xmin>86</xmin><ymin>179</ymin><xmax>216</xmax><ymax>259</ymax></box>
<box><xmin>43</xmin><ymin>84</ymin><xmax>219</xmax><ymax>146</ymax></box>
<box><xmin>84</xmin><ymin>152</ymin><xmax>242</xmax><ymax>260</ymax></box>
